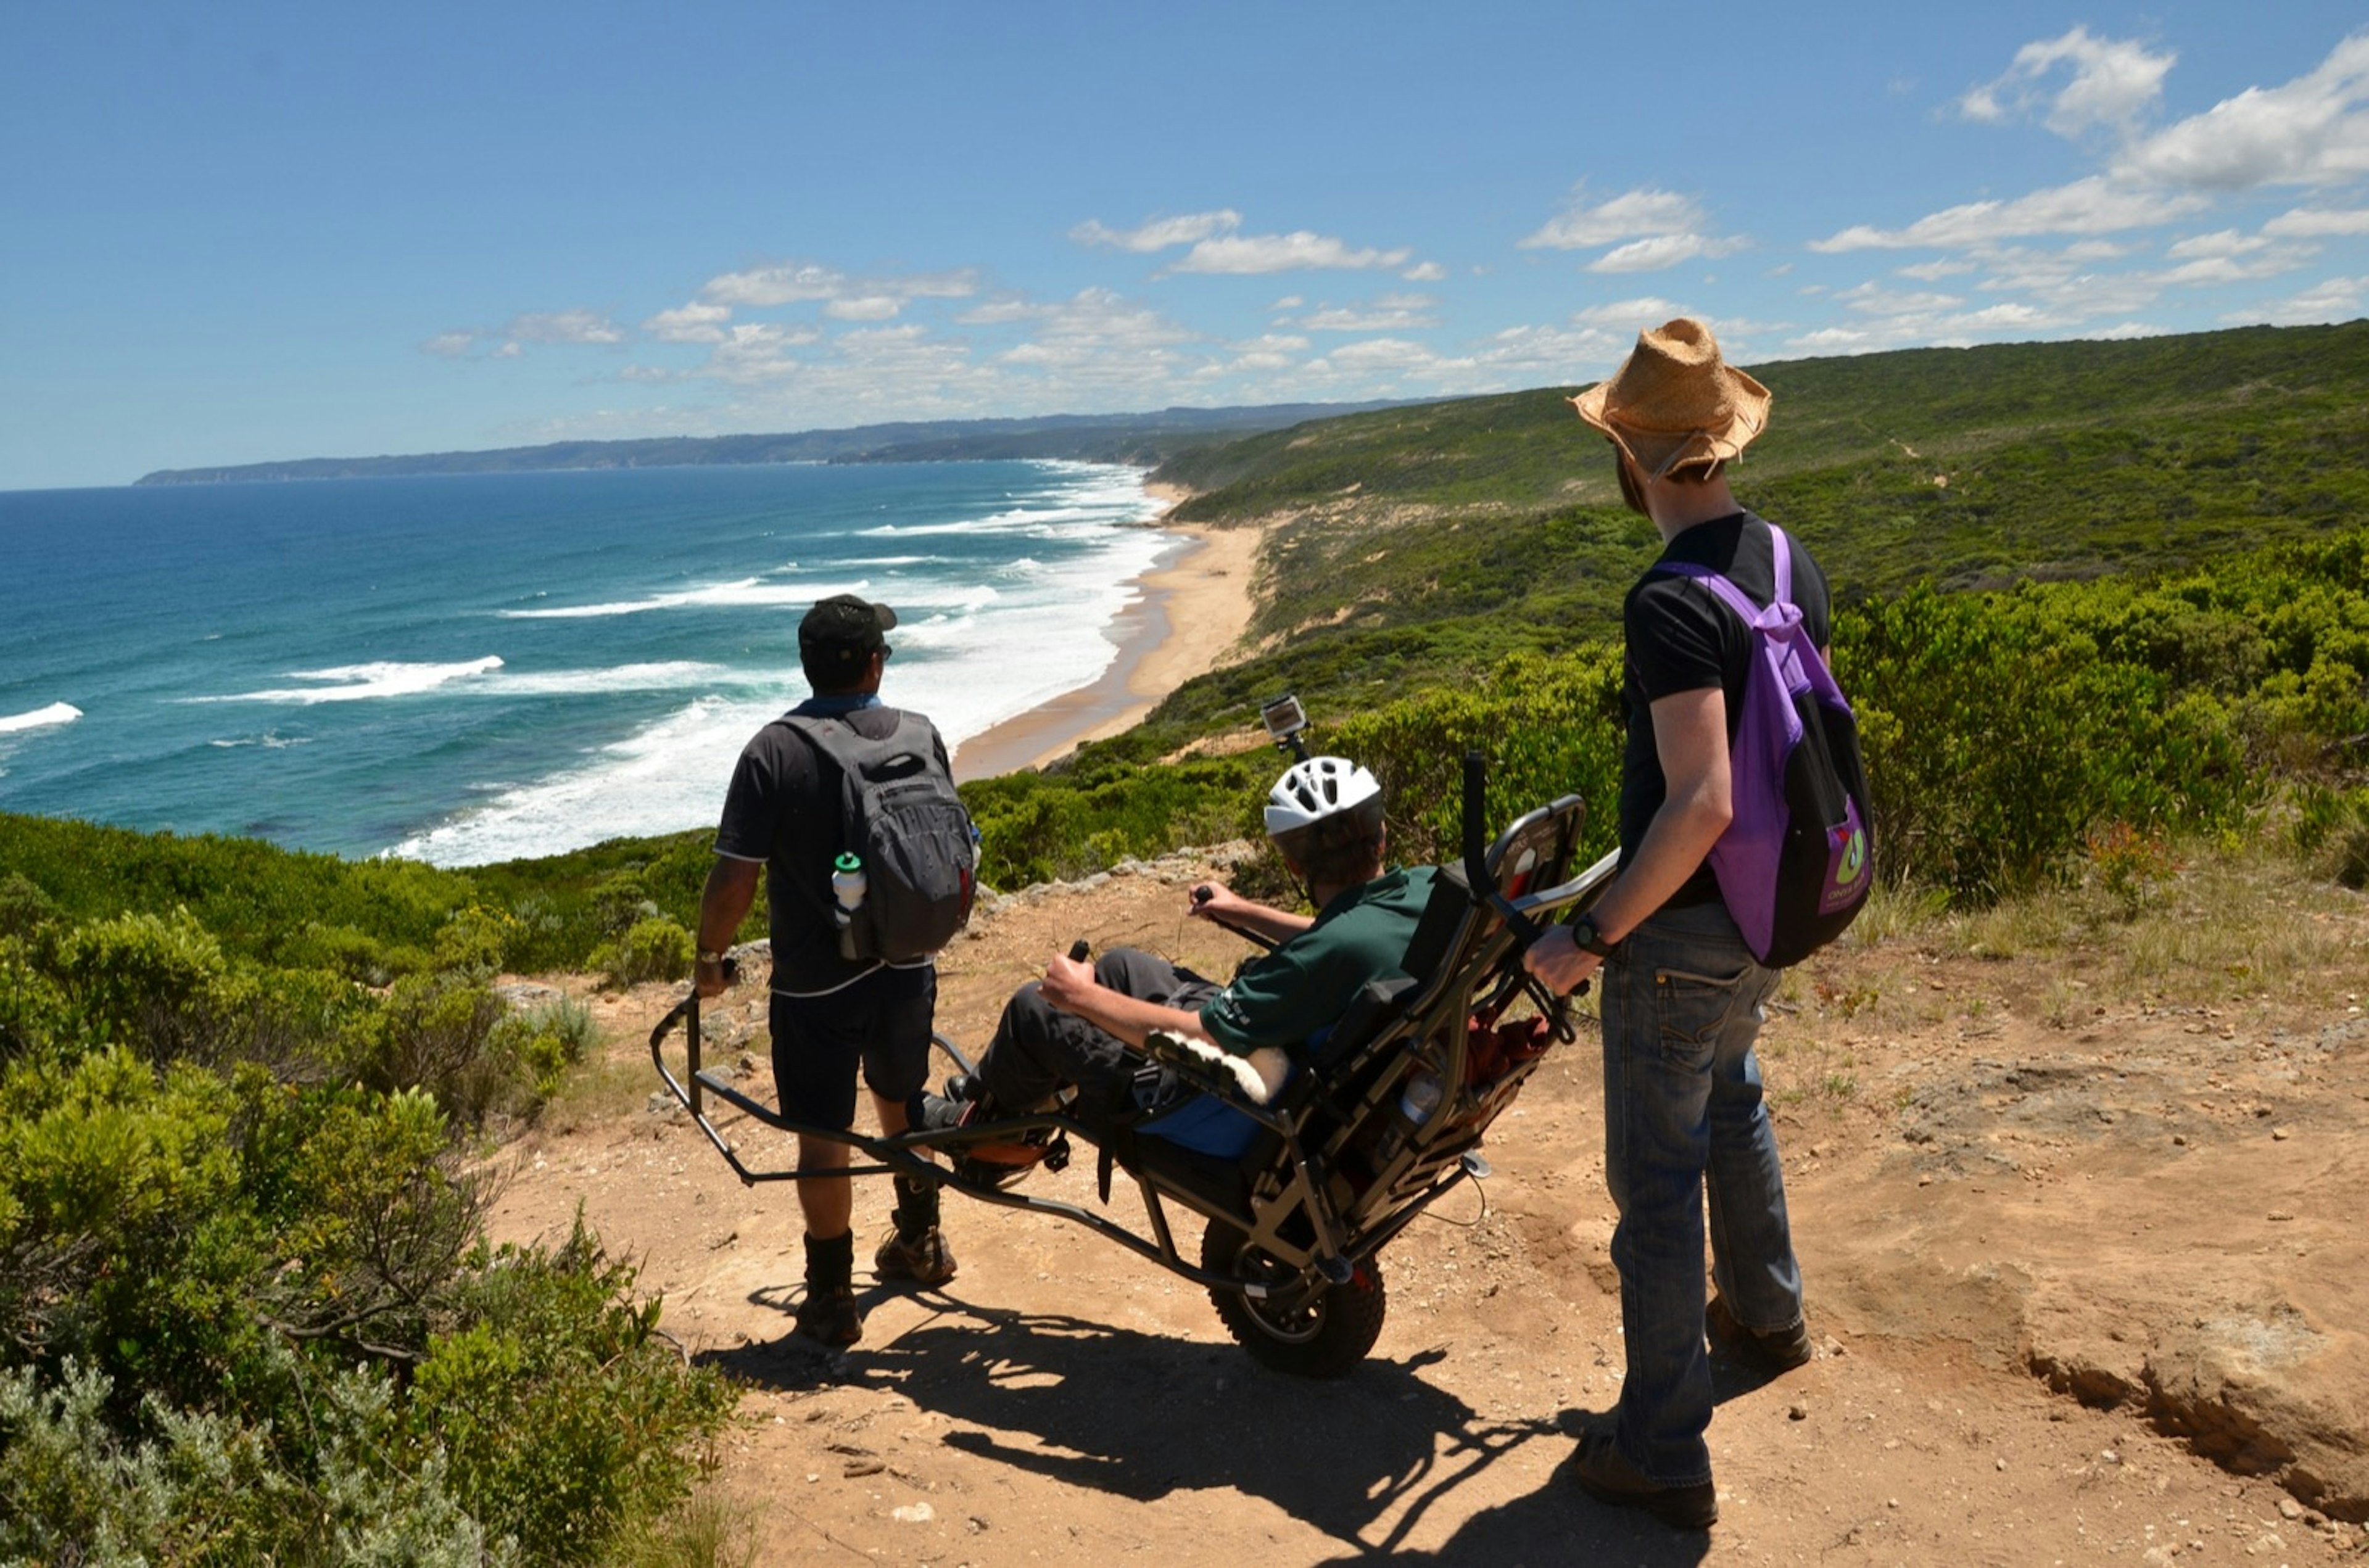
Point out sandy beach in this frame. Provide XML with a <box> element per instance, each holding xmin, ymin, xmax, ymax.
<box><xmin>952</xmin><ymin>505</ymin><xmax>1264</xmax><ymax>780</ymax></box>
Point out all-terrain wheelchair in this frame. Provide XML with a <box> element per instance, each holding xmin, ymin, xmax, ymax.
<box><xmin>650</xmin><ymin>755</ymin><xmax>1615</xmax><ymax>1376</ymax></box>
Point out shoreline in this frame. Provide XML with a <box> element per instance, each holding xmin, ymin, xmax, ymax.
<box><xmin>952</xmin><ymin>502</ymin><xmax>1262</xmax><ymax>781</ymax></box>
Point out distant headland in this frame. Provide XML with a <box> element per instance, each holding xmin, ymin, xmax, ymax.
<box><xmin>131</xmin><ymin>402</ymin><xmax>1411</xmax><ymax>485</ymax></box>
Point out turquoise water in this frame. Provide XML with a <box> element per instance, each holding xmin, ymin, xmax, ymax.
<box><xmin>0</xmin><ymin>462</ymin><xmax>1170</xmax><ymax>864</ymax></box>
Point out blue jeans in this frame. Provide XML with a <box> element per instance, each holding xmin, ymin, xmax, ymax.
<box><xmin>1599</xmin><ymin>901</ymin><xmax>1802</xmax><ymax>1485</ymax></box>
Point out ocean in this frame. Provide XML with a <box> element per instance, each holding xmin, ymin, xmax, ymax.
<box><xmin>0</xmin><ymin>461</ymin><xmax>1174</xmax><ymax>865</ymax></box>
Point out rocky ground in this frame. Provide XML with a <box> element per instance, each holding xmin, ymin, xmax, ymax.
<box><xmin>489</xmin><ymin>852</ymin><xmax>2369</xmax><ymax>1566</ymax></box>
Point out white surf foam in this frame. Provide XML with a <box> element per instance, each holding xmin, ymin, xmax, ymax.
<box><xmin>0</xmin><ymin>701</ymin><xmax>83</xmax><ymax>734</ymax></box>
<box><xmin>195</xmin><ymin>657</ymin><xmax>506</xmax><ymax>704</ymax></box>
<box><xmin>190</xmin><ymin>658</ymin><xmax>740</xmax><ymax>705</ymax></box>
<box><xmin>387</xmin><ymin>693</ymin><xmax>788</xmax><ymax>865</ymax></box>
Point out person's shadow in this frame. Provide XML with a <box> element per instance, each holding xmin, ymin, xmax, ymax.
<box><xmin>701</xmin><ymin>1281</ymin><xmax>1714</xmax><ymax>1566</ymax></box>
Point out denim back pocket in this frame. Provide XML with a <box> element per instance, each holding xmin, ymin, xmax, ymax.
<box><xmin>1652</xmin><ymin>962</ymin><xmax>1757</xmax><ymax>1065</ymax></box>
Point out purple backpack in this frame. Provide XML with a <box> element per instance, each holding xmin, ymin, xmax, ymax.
<box><xmin>1655</xmin><ymin>524</ymin><xmax>1873</xmax><ymax>967</ymax></box>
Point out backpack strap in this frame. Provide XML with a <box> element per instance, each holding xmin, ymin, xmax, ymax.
<box><xmin>771</xmin><ymin>711</ymin><xmax>869</xmax><ymax>920</ymax></box>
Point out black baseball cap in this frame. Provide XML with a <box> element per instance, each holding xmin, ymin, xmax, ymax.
<box><xmin>799</xmin><ymin>593</ymin><xmax>896</xmax><ymax>655</ymax></box>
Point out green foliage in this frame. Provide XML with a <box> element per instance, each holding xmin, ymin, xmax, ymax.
<box><xmin>0</xmin><ymin>1358</ymin><xmax>510</xmax><ymax>1567</ymax></box>
<box><xmin>592</xmin><ymin>915</ymin><xmax>695</xmax><ymax>989</ymax></box>
<box><xmin>962</xmin><ymin>749</ymin><xmax>1268</xmax><ymax>888</ymax></box>
<box><xmin>403</xmin><ymin>1219</ymin><xmax>735</xmax><ymax>1564</ymax></box>
<box><xmin>2291</xmin><ymin>783</ymin><xmax>2369</xmax><ymax>888</ymax></box>
<box><xmin>1839</xmin><ymin>586</ymin><xmax>2253</xmax><ymax>899</ymax></box>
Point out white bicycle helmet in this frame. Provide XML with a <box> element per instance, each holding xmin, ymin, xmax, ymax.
<box><xmin>1263</xmin><ymin>756</ymin><xmax>1383</xmax><ymax>836</ymax></box>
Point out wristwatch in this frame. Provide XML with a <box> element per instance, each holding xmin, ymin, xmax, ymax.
<box><xmin>697</xmin><ymin>950</ymin><xmax>728</xmax><ymax>966</ymax></box>
<box><xmin>1569</xmin><ymin>912</ymin><xmax>1617</xmax><ymax>959</ymax></box>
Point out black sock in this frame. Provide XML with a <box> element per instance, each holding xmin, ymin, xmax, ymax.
<box><xmin>804</xmin><ymin>1229</ymin><xmax>854</xmax><ymax>1289</ymax></box>
<box><xmin>890</xmin><ymin>1174</ymin><xmax>940</xmax><ymax>1241</ymax></box>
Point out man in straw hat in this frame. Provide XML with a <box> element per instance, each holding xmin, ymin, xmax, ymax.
<box><xmin>1524</xmin><ymin>318</ymin><xmax>1826</xmax><ymax>1530</ymax></box>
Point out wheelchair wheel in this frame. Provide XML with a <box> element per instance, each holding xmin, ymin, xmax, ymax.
<box><xmin>1201</xmin><ymin>1221</ymin><xmax>1386</xmax><ymax>1379</ymax></box>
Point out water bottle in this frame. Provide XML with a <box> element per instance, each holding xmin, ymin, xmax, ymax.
<box><xmin>1373</xmin><ymin>1068</ymin><xmax>1444</xmax><ymax>1167</ymax></box>
<box><xmin>830</xmin><ymin>852</ymin><xmax>867</xmax><ymax>915</ymax></box>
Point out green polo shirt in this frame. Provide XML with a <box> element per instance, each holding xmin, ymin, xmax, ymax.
<box><xmin>1199</xmin><ymin>865</ymin><xmax>1441</xmax><ymax>1057</ymax></box>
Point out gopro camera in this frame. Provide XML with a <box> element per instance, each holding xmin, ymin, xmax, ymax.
<box><xmin>1260</xmin><ymin>692</ymin><xmax>1311</xmax><ymax>759</ymax></box>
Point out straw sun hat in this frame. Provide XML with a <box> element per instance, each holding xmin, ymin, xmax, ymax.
<box><xmin>1570</xmin><ymin>317</ymin><xmax>1771</xmax><ymax>480</ymax></box>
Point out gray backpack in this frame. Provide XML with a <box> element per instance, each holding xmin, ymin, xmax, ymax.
<box><xmin>783</xmin><ymin>711</ymin><xmax>977</xmax><ymax>962</ymax></box>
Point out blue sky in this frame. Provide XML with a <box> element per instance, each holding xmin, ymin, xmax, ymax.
<box><xmin>4</xmin><ymin>1</ymin><xmax>2366</xmax><ymax>489</ymax></box>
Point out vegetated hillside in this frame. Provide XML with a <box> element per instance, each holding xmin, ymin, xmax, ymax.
<box><xmin>1130</xmin><ymin>321</ymin><xmax>2369</xmax><ymax>751</ymax></box>
<box><xmin>130</xmin><ymin>401</ymin><xmax>1412</xmax><ymax>485</ymax></box>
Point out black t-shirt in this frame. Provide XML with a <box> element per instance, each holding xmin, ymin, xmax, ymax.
<box><xmin>1618</xmin><ymin>511</ymin><xmax>1832</xmax><ymax>910</ymax></box>
<box><xmin>714</xmin><ymin>699</ymin><xmax>952</xmax><ymax>995</ymax></box>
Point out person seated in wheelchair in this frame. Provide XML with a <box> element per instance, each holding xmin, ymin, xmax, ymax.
<box><xmin>927</xmin><ymin>756</ymin><xmax>1437</xmax><ymax>1176</ymax></box>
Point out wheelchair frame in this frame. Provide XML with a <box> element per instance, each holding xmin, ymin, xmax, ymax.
<box><xmin>648</xmin><ymin>754</ymin><xmax>1616</xmax><ymax>1374</ymax></box>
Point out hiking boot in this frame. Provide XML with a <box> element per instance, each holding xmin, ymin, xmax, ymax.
<box><xmin>874</xmin><ymin>1224</ymin><xmax>957</xmax><ymax>1287</ymax></box>
<box><xmin>792</xmin><ymin>1280</ymin><xmax>862</xmax><ymax>1347</ymax></box>
<box><xmin>793</xmin><ymin>1231</ymin><xmax>861</xmax><ymax>1347</ymax></box>
<box><xmin>1705</xmin><ymin>1294</ymin><xmax>1814</xmax><ymax>1374</ymax></box>
<box><xmin>1571</xmin><ymin>1429</ymin><xmax>1718</xmax><ymax>1530</ymax></box>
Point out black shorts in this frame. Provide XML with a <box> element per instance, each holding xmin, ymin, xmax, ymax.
<box><xmin>770</xmin><ymin>963</ymin><xmax>937</xmax><ymax>1131</ymax></box>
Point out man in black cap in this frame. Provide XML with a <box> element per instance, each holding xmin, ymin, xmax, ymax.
<box><xmin>694</xmin><ymin>592</ymin><xmax>956</xmax><ymax>1347</ymax></box>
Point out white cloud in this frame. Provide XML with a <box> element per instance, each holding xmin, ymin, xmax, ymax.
<box><xmin>1167</xmin><ymin>230</ymin><xmax>1414</xmax><ymax>274</ymax></box>
<box><xmin>700</xmin><ymin>322</ymin><xmax>822</xmax><ymax>382</ymax></box>
<box><xmin>1401</xmin><ymin>260</ymin><xmax>1447</xmax><ymax>282</ymax></box>
<box><xmin>1569</xmin><ymin>297</ymin><xmax>1685</xmax><ymax>329</ymax></box>
<box><xmin>1898</xmin><ymin>258</ymin><xmax>1978</xmax><ymax>281</ymax></box>
<box><xmin>1268</xmin><ymin>295</ymin><xmax>1304</xmax><ymax>311</ymax></box>
<box><xmin>1213</xmin><ymin>332</ymin><xmax>1312</xmax><ymax>374</ymax></box>
<box><xmin>1837</xmin><ymin>283</ymin><xmax>1966</xmax><ymax>316</ymax></box>
<box><xmin>1522</xmin><ymin>187</ymin><xmax>1706</xmax><ymax>250</ymax></box>
<box><xmin>2165</xmin><ymin>229</ymin><xmax>2271</xmax><ymax>259</ymax></box>
<box><xmin>1587</xmin><ymin>232</ymin><xmax>1747</xmax><ymax>273</ymax></box>
<box><xmin>702</xmin><ymin>265</ymin><xmax>845</xmax><ymax>307</ymax></box>
<box><xmin>643</xmin><ymin>302</ymin><xmax>732</xmax><ymax>344</ymax></box>
<box><xmin>1525</xmin><ymin>184</ymin><xmax>1747</xmax><ymax>273</ymax></box>
<box><xmin>2265</xmin><ymin>205</ymin><xmax>2369</xmax><ymax>236</ymax></box>
<box><xmin>490</xmin><ymin>342</ymin><xmax>523</xmax><ymax>360</ymax></box>
<box><xmin>1297</xmin><ymin>292</ymin><xmax>1439</xmax><ymax>332</ymax></box>
<box><xmin>2119</xmin><ymin>33</ymin><xmax>2369</xmax><ymax>190</ymax></box>
<box><xmin>824</xmin><ymin>295</ymin><xmax>904</xmax><ymax>322</ymax></box>
<box><xmin>697</xmin><ymin>264</ymin><xmax>976</xmax><ymax>312</ymax></box>
<box><xmin>505</xmin><ymin>310</ymin><xmax>626</xmax><ymax>346</ymax></box>
<box><xmin>1823</xmin><ymin>31</ymin><xmax>2369</xmax><ymax>267</ymax></box>
<box><xmin>2241</xmin><ymin>274</ymin><xmax>2367</xmax><ymax>323</ymax></box>
<box><xmin>1959</xmin><ymin>26</ymin><xmax>2175</xmax><ymax>136</ymax></box>
<box><xmin>2155</xmin><ymin>247</ymin><xmax>2314</xmax><ymax>287</ymax></box>
<box><xmin>1812</xmin><ymin>176</ymin><xmax>2207</xmax><ymax>251</ymax></box>
<box><xmin>1069</xmin><ymin>210</ymin><xmax>1242</xmax><ymax>252</ymax></box>
<box><xmin>421</xmin><ymin>331</ymin><xmax>476</xmax><ymax>358</ymax></box>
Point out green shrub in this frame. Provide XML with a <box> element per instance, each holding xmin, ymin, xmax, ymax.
<box><xmin>372</xmin><ymin>973</ymin><xmax>513</xmax><ymax>1124</ymax></box>
<box><xmin>496</xmin><ymin>995</ymin><xmax>599</xmax><ymax>1101</ymax></box>
<box><xmin>403</xmin><ymin>1219</ymin><xmax>735</xmax><ymax>1564</ymax></box>
<box><xmin>0</xmin><ymin>1358</ymin><xmax>509</xmax><ymax>1567</ymax></box>
<box><xmin>592</xmin><ymin>917</ymin><xmax>694</xmax><ymax>989</ymax></box>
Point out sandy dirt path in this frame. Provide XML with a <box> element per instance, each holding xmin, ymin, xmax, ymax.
<box><xmin>491</xmin><ymin>860</ymin><xmax>2369</xmax><ymax>1566</ymax></box>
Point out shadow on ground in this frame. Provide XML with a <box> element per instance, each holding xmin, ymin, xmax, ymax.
<box><xmin>701</xmin><ymin>1284</ymin><xmax>1711</xmax><ymax>1566</ymax></box>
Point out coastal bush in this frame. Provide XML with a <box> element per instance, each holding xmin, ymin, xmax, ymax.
<box><xmin>0</xmin><ymin>893</ymin><xmax>730</xmax><ymax>1559</ymax></box>
<box><xmin>1838</xmin><ymin>587</ymin><xmax>2254</xmax><ymax>900</ymax></box>
<box><xmin>593</xmin><ymin>916</ymin><xmax>695</xmax><ymax>989</ymax></box>
<box><xmin>401</xmin><ymin>1220</ymin><xmax>735</xmax><ymax>1564</ymax></box>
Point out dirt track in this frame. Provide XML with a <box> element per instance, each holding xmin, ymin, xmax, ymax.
<box><xmin>489</xmin><ymin>856</ymin><xmax>2369</xmax><ymax>1566</ymax></box>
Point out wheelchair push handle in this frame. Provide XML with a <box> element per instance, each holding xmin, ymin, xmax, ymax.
<box><xmin>652</xmin><ymin>954</ymin><xmax>740</xmax><ymax>1044</ymax></box>
<box><xmin>1462</xmin><ymin>752</ymin><xmax>1549</xmax><ymax>949</ymax></box>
